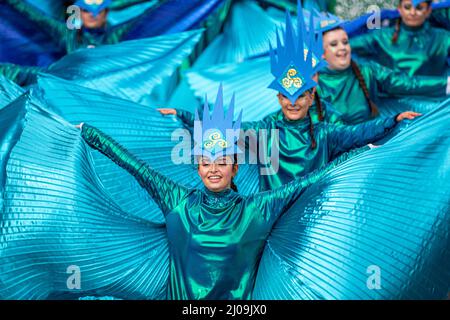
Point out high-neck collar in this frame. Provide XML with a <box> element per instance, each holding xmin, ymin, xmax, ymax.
<box><xmin>202</xmin><ymin>187</ymin><xmax>235</xmax><ymax>210</ymax></box>
<box><xmin>203</xmin><ymin>187</ymin><xmax>233</xmax><ymax>198</ymax></box>
<box><xmin>82</xmin><ymin>26</ymin><xmax>107</xmax><ymax>35</ymax></box>
<box><xmin>321</xmin><ymin>65</ymin><xmax>352</xmax><ymax>76</ymax></box>
<box><xmin>400</xmin><ymin>21</ymin><xmax>429</xmax><ymax>33</ymax></box>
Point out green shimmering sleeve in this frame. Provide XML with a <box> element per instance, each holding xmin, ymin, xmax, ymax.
<box><xmin>369</xmin><ymin>62</ymin><xmax>447</xmax><ymax>97</ymax></box>
<box><xmin>247</xmin><ymin>147</ymin><xmax>367</xmax><ymax>226</ymax></box>
<box><xmin>326</xmin><ymin>116</ymin><xmax>397</xmax><ymax>157</ymax></box>
<box><xmin>81</xmin><ymin>124</ymin><xmax>190</xmax><ymax>215</ymax></box>
<box><xmin>5</xmin><ymin>0</ymin><xmax>66</xmax><ymax>40</ymax></box>
<box><xmin>350</xmin><ymin>30</ymin><xmax>379</xmax><ymax>57</ymax></box>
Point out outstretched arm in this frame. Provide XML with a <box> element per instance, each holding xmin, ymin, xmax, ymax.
<box><xmin>326</xmin><ymin>115</ymin><xmax>399</xmax><ymax>157</ymax></box>
<box><xmin>370</xmin><ymin>62</ymin><xmax>449</xmax><ymax>97</ymax></box>
<box><xmin>80</xmin><ymin>123</ymin><xmax>190</xmax><ymax>216</ymax></box>
<box><xmin>247</xmin><ymin>146</ymin><xmax>369</xmax><ymax>227</ymax></box>
<box><xmin>350</xmin><ymin>31</ymin><xmax>379</xmax><ymax>58</ymax></box>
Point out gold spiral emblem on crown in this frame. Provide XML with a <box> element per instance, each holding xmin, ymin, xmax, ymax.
<box><xmin>282</xmin><ymin>68</ymin><xmax>303</xmax><ymax>89</ymax></box>
<box><xmin>85</xmin><ymin>0</ymin><xmax>104</xmax><ymax>5</ymax></box>
<box><xmin>203</xmin><ymin>131</ymin><xmax>228</xmax><ymax>150</ymax></box>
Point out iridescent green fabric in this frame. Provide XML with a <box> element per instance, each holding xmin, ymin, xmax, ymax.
<box><xmin>0</xmin><ymin>64</ymin><xmax>42</xmax><ymax>87</ymax></box>
<box><xmin>81</xmin><ymin>123</ymin><xmax>351</xmax><ymax>300</ymax></box>
<box><xmin>317</xmin><ymin>61</ymin><xmax>448</xmax><ymax>124</ymax></box>
<box><xmin>350</xmin><ymin>22</ymin><xmax>450</xmax><ymax>76</ymax></box>
<box><xmin>176</xmin><ymin>108</ymin><xmax>396</xmax><ymax>191</ymax></box>
<box><xmin>240</xmin><ymin>110</ymin><xmax>396</xmax><ymax>191</ymax></box>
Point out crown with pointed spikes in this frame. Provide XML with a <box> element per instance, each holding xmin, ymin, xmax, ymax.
<box><xmin>301</xmin><ymin>7</ymin><xmax>328</xmax><ymax>74</ymax></box>
<box><xmin>268</xmin><ymin>1</ymin><xmax>320</xmax><ymax>104</ymax></box>
<box><xmin>192</xmin><ymin>85</ymin><xmax>243</xmax><ymax>161</ymax></box>
<box><xmin>311</xmin><ymin>10</ymin><xmax>344</xmax><ymax>33</ymax></box>
<box><xmin>74</xmin><ymin>0</ymin><xmax>112</xmax><ymax>17</ymax></box>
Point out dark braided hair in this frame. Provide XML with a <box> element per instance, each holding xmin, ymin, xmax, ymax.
<box><xmin>392</xmin><ymin>18</ymin><xmax>401</xmax><ymax>44</ymax></box>
<box><xmin>230</xmin><ymin>153</ymin><xmax>238</xmax><ymax>192</ymax></box>
<box><xmin>350</xmin><ymin>60</ymin><xmax>379</xmax><ymax>117</ymax></box>
<box><xmin>307</xmin><ymin>111</ymin><xmax>317</xmax><ymax>150</ymax></box>
<box><xmin>314</xmin><ymin>91</ymin><xmax>325</xmax><ymax>122</ymax></box>
<box><xmin>230</xmin><ymin>179</ymin><xmax>238</xmax><ymax>192</ymax></box>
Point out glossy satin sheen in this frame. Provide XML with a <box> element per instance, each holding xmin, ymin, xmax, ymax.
<box><xmin>350</xmin><ymin>22</ymin><xmax>450</xmax><ymax>77</ymax></box>
<box><xmin>1</xmin><ymin>91</ymin><xmax>449</xmax><ymax>300</ymax></box>
<box><xmin>241</xmin><ymin>110</ymin><xmax>396</xmax><ymax>191</ymax></box>
<box><xmin>318</xmin><ymin>61</ymin><xmax>447</xmax><ymax>124</ymax></box>
<box><xmin>178</xmin><ymin>109</ymin><xmax>395</xmax><ymax>191</ymax></box>
<box><xmin>5</xmin><ymin>0</ymin><xmax>136</xmax><ymax>54</ymax></box>
<box><xmin>81</xmin><ymin>124</ymin><xmax>346</xmax><ymax>300</ymax></box>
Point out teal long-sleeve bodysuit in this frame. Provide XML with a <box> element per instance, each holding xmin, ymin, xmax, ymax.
<box><xmin>81</xmin><ymin>124</ymin><xmax>359</xmax><ymax>300</ymax></box>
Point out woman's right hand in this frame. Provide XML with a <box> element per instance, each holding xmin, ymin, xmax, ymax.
<box><xmin>75</xmin><ymin>123</ymin><xmax>84</xmax><ymax>130</ymax></box>
<box><xmin>157</xmin><ymin>108</ymin><xmax>177</xmax><ymax>116</ymax></box>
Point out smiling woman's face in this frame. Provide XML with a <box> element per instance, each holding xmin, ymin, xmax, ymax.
<box><xmin>197</xmin><ymin>156</ymin><xmax>238</xmax><ymax>192</ymax></box>
<box><xmin>278</xmin><ymin>91</ymin><xmax>314</xmax><ymax>121</ymax></box>
<box><xmin>323</xmin><ymin>28</ymin><xmax>351</xmax><ymax>70</ymax></box>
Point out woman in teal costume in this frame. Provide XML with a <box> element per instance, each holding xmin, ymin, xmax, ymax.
<box><xmin>311</xmin><ymin>10</ymin><xmax>450</xmax><ymax>124</ymax></box>
<box><xmin>0</xmin><ymin>73</ymin><xmax>449</xmax><ymax>300</ymax></box>
<box><xmin>1</xmin><ymin>0</ymin><xmax>140</xmax><ymax>86</ymax></box>
<box><xmin>76</xmin><ymin>85</ymin><xmax>359</xmax><ymax>300</ymax></box>
<box><xmin>4</xmin><ymin>0</ymin><xmax>143</xmax><ymax>54</ymax></box>
<box><xmin>318</xmin><ymin>24</ymin><xmax>449</xmax><ymax>124</ymax></box>
<box><xmin>350</xmin><ymin>0</ymin><xmax>450</xmax><ymax>77</ymax></box>
<box><xmin>160</xmin><ymin>5</ymin><xmax>420</xmax><ymax>192</ymax></box>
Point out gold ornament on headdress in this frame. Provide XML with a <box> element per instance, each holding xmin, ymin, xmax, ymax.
<box><xmin>281</xmin><ymin>68</ymin><xmax>303</xmax><ymax>90</ymax></box>
<box><xmin>84</xmin><ymin>0</ymin><xmax>104</xmax><ymax>5</ymax></box>
<box><xmin>320</xmin><ymin>20</ymin><xmax>337</xmax><ymax>28</ymax></box>
<box><xmin>203</xmin><ymin>131</ymin><xmax>228</xmax><ymax>150</ymax></box>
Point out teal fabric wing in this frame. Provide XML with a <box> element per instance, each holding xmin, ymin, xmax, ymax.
<box><xmin>193</xmin><ymin>1</ymin><xmax>283</xmax><ymax>68</ymax></box>
<box><xmin>253</xmin><ymin>98</ymin><xmax>450</xmax><ymax>299</ymax></box>
<box><xmin>377</xmin><ymin>96</ymin><xmax>447</xmax><ymax>118</ymax></box>
<box><xmin>0</xmin><ymin>76</ymin><xmax>25</xmax><ymax>109</ymax></box>
<box><xmin>0</xmin><ymin>93</ymin><xmax>169</xmax><ymax>299</ymax></box>
<box><xmin>35</xmin><ymin>74</ymin><xmax>200</xmax><ymax>224</ymax></box>
<box><xmin>36</xmin><ymin>75</ymin><xmax>260</xmax><ymax>216</ymax></box>
<box><xmin>46</xmin><ymin>30</ymin><xmax>203</xmax><ymax>107</ymax></box>
<box><xmin>185</xmin><ymin>57</ymin><xmax>278</xmax><ymax>121</ymax></box>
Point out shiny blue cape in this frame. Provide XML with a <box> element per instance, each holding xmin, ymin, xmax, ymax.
<box><xmin>0</xmin><ymin>79</ymin><xmax>449</xmax><ymax>299</ymax></box>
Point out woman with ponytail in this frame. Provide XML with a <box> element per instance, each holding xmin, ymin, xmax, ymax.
<box><xmin>317</xmin><ymin>25</ymin><xmax>450</xmax><ymax>124</ymax></box>
<box><xmin>350</xmin><ymin>0</ymin><xmax>450</xmax><ymax>77</ymax></box>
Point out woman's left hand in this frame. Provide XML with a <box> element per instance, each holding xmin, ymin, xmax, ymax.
<box><xmin>396</xmin><ymin>111</ymin><xmax>422</xmax><ymax>122</ymax></box>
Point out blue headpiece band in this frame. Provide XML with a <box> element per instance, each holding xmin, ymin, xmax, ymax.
<box><xmin>268</xmin><ymin>1</ymin><xmax>323</xmax><ymax>104</ymax></box>
<box><xmin>75</xmin><ymin>0</ymin><xmax>112</xmax><ymax>17</ymax></box>
<box><xmin>193</xmin><ymin>85</ymin><xmax>243</xmax><ymax>161</ymax></box>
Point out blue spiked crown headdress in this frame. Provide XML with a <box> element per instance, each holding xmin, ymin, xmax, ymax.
<box><xmin>312</xmin><ymin>10</ymin><xmax>344</xmax><ymax>33</ymax></box>
<box><xmin>268</xmin><ymin>2</ymin><xmax>323</xmax><ymax>104</ymax></box>
<box><xmin>300</xmin><ymin>7</ymin><xmax>328</xmax><ymax>74</ymax></box>
<box><xmin>75</xmin><ymin>0</ymin><xmax>112</xmax><ymax>17</ymax></box>
<box><xmin>192</xmin><ymin>85</ymin><xmax>243</xmax><ymax>162</ymax></box>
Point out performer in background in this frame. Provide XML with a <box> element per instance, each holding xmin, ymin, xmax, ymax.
<box><xmin>350</xmin><ymin>0</ymin><xmax>450</xmax><ymax>77</ymax></box>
